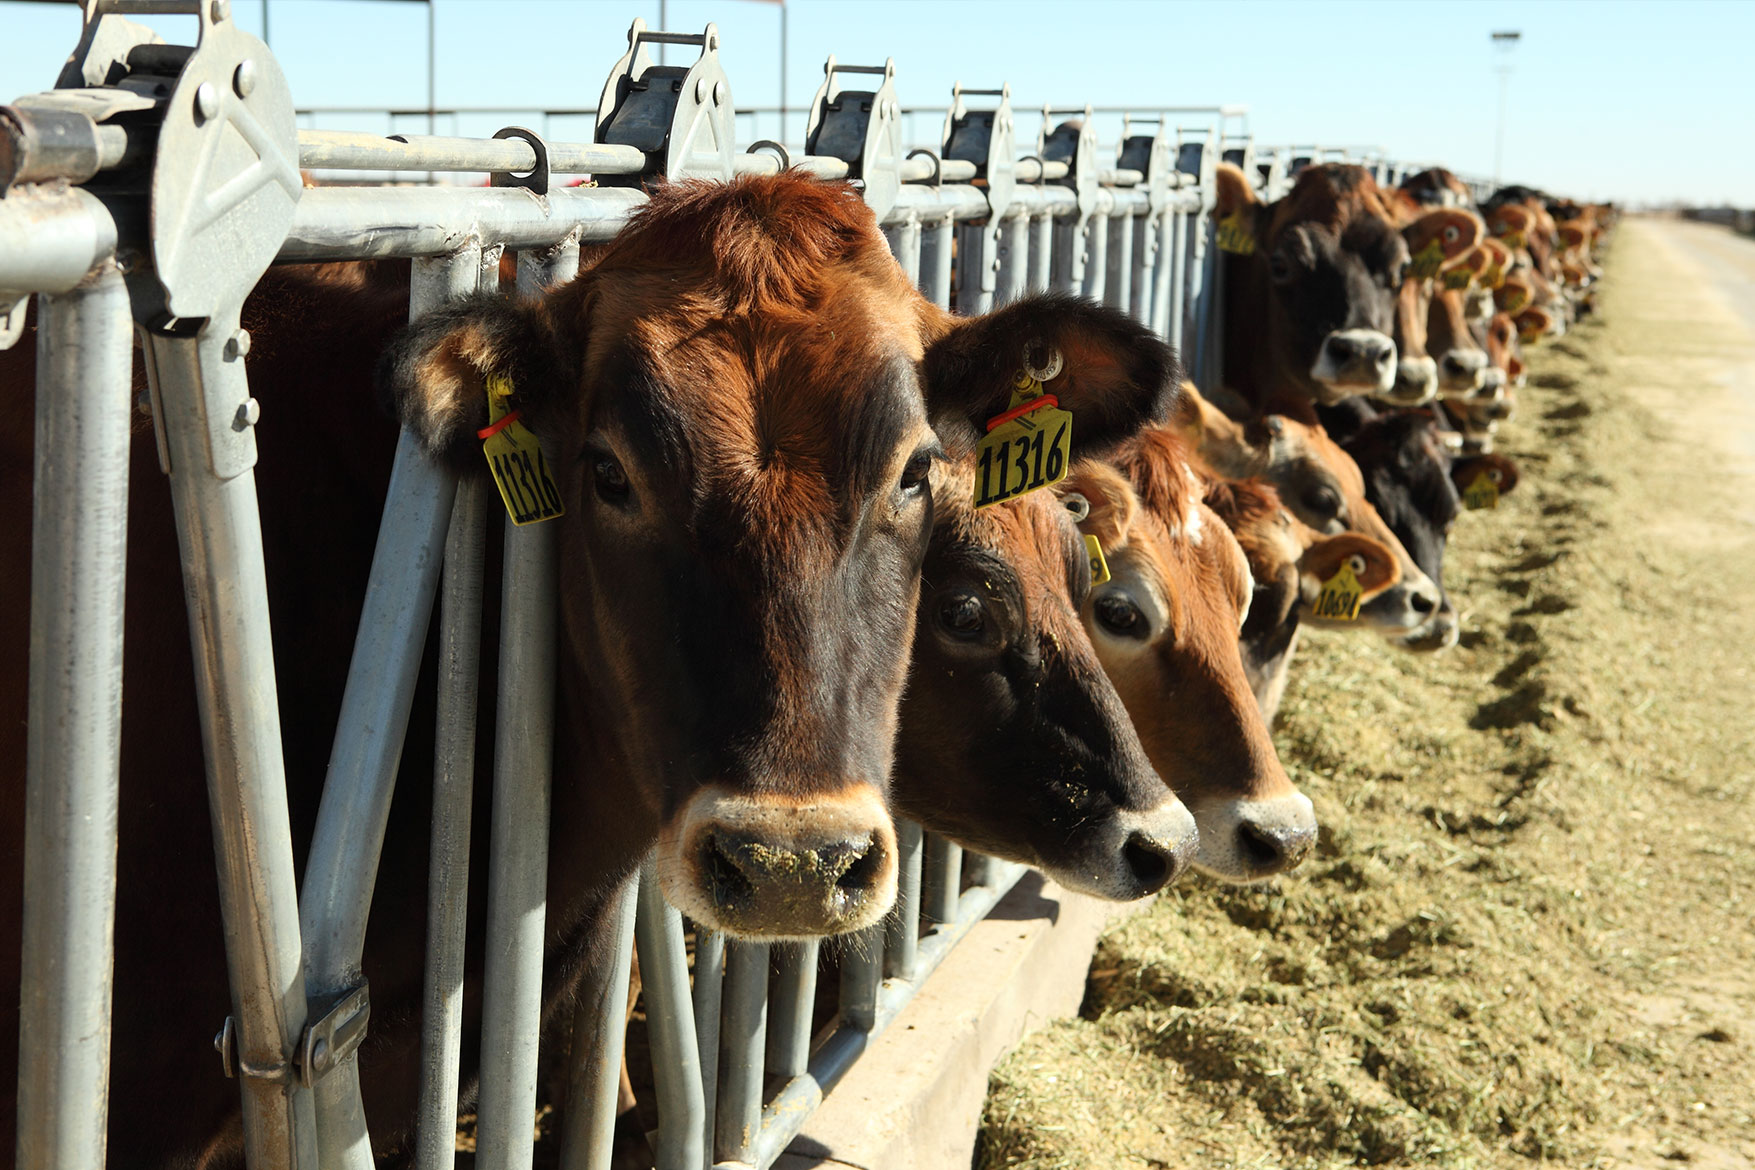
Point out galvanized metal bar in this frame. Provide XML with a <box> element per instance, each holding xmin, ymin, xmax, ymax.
<box><xmin>635</xmin><ymin>860</ymin><xmax>706</xmax><ymax>1170</ymax></box>
<box><xmin>961</xmin><ymin>851</ymin><xmax>994</xmax><ymax>889</ymax></box>
<box><xmin>954</xmin><ymin>221</ymin><xmax>993</xmax><ymax>315</ymax></box>
<box><xmin>16</xmin><ymin>261</ymin><xmax>130</xmax><ymax>1170</ymax></box>
<box><xmin>994</xmin><ymin>214</ymin><xmax>1030</xmax><ymax>307</ymax></box>
<box><xmin>303</xmin><ymin>250</ymin><xmax>477</xmax><ymax>1170</ymax></box>
<box><xmin>921</xmin><ymin>834</ymin><xmax>962</xmax><ymax>924</ymax></box>
<box><xmin>766</xmin><ymin>944</ymin><xmax>819</xmax><ymax>1080</ymax></box>
<box><xmin>883</xmin><ymin>820</ymin><xmax>924</xmax><ymax>982</ymax></box>
<box><xmin>837</xmin><ymin>927</ymin><xmax>883</xmax><ymax>1034</ymax></box>
<box><xmin>557</xmin><ymin>876</ymin><xmax>638</xmax><ymax>1170</ymax></box>
<box><xmin>883</xmin><ymin>219</ymin><xmax>922</xmax><ymax>289</ymax></box>
<box><xmin>1130</xmin><ymin>213</ymin><xmax>1158</xmax><ymax>327</ymax></box>
<box><xmin>412</xmin><ymin>475</ymin><xmax>488</xmax><ymax>1170</ymax></box>
<box><xmin>1081</xmin><ymin>210</ymin><xmax>1111</xmax><ymax>303</ymax></box>
<box><xmin>714</xmin><ymin>941</ymin><xmax>771</xmax><ymax>1165</ymax></box>
<box><xmin>1028</xmin><ymin>213</ymin><xmax>1055</xmax><ymax>294</ymax></box>
<box><xmin>692</xmin><ymin>927</ymin><xmax>726</xmax><ymax>1163</ymax></box>
<box><xmin>0</xmin><ymin>186</ymin><xmax>118</xmax><ymax>294</ymax></box>
<box><xmin>1189</xmin><ymin>217</ymin><xmax>1217</xmax><ymax>389</ymax></box>
<box><xmin>1166</xmin><ymin>210</ymin><xmax>1188</xmax><ymax>353</ymax></box>
<box><xmin>917</xmin><ymin>217</ymin><xmax>954</xmax><ymax>309</ymax></box>
<box><xmin>297</xmin><ymin>129</ymin><xmax>648</xmax><ymax>175</ymax></box>
<box><xmin>147</xmin><ymin>315</ymin><xmax>318</xmax><ymax>1170</ymax></box>
<box><xmin>473</xmin><ymin>385</ymin><xmax>562</xmax><ymax>1168</ymax></box>
<box><xmin>1105</xmin><ymin>205</ymin><xmax>1134</xmax><ymax>313</ymax></box>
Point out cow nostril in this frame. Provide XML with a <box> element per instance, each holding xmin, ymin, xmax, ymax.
<box><xmin>834</xmin><ymin>839</ymin><xmax>884</xmax><ymax>892</ymax></box>
<box><xmin>1122</xmin><ymin>832</ymin><xmax>1179</xmax><ymax>892</ymax></box>
<box><xmin>1237</xmin><ymin>822</ymin><xmax>1285</xmax><ymax>871</ymax></box>
<box><xmin>1410</xmin><ymin>588</ymin><xmax>1438</xmax><ymax>615</ymax></box>
<box><xmin>702</xmin><ymin>834</ymin><xmax>755</xmax><ymax>905</ymax></box>
<box><xmin>1327</xmin><ymin>335</ymin><xmax>1358</xmax><ymax>360</ymax></box>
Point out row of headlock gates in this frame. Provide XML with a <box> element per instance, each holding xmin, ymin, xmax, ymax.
<box><xmin>0</xmin><ymin>4</ymin><xmax>1495</xmax><ymax>1170</ymax></box>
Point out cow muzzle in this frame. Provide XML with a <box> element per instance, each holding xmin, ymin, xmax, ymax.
<box><xmin>1383</xmin><ymin>354</ymin><xmax>1438</xmax><ymax>405</ymax></box>
<box><xmin>659</xmin><ymin>785</ymin><xmax>898</xmax><ymax>939</ymax></box>
<box><xmin>1438</xmin><ymin>348</ymin><xmax>1488</xmax><ymax>395</ymax></box>
<box><xmin>1191</xmin><ymin>791</ymin><xmax>1318</xmax><ymax>882</ymax></box>
<box><xmin>1356</xmin><ymin>569</ymin><xmax>1443</xmax><ymax>636</ymax></box>
<box><xmin>1396</xmin><ymin>597</ymin><xmax>1461</xmax><ymax>653</ymax></box>
<box><xmin>1311</xmin><ymin>329</ymin><xmax>1397</xmax><ymax>401</ymax></box>
<box><xmin>1040</xmin><ymin>795</ymin><xmax>1199</xmax><ymax>902</ymax></box>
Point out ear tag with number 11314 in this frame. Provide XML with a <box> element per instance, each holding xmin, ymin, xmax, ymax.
<box><xmin>1313</xmin><ymin>558</ymin><xmax>1365</xmax><ymax>621</ymax></box>
<box><xmin>973</xmin><ymin>355</ymin><xmax>1074</xmax><ymax>510</ymax></box>
<box><xmin>481</xmin><ymin>374</ymin><xmax>565</xmax><ymax>526</ymax></box>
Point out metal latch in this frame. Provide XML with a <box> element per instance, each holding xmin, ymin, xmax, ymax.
<box><xmin>214</xmin><ymin>981</ymin><xmax>370</xmax><ymax>1088</ymax></box>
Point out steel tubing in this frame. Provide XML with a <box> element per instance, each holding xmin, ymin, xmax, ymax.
<box><xmin>0</xmin><ymin>186</ymin><xmax>118</xmax><ymax>295</ymax></box>
<box><xmin>918</xmin><ymin>217</ymin><xmax>954</xmax><ymax>308</ymax></box>
<box><xmin>297</xmin><ymin>129</ymin><xmax>647</xmax><ymax>175</ymax></box>
<box><xmin>883</xmin><ymin>820</ymin><xmax>924</xmax><ymax>982</ymax></box>
<box><xmin>692</xmin><ymin>928</ymin><xmax>726</xmax><ymax>1155</ymax></box>
<box><xmin>411</xmin><ymin>475</ymin><xmax>489</xmax><ymax>1170</ymax></box>
<box><xmin>922</xmin><ymin>834</ymin><xmax>962</xmax><ymax>925</ymax></box>
<box><xmin>767</xmin><ymin>944</ymin><xmax>820</xmax><ymax>1080</ymax></box>
<box><xmin>557</xmin><ymin>876</ymin><xmax>638</xmax><ymax>1170</ymax></box>
<box><xmin>635</xmin><ymin>860</ymin><xmax>706</xmax><ymax>1170</ymax></box>
<box><xmin>714</xmin><ymin>941</ymin><xmax>771</xmax><ymax>1165</ymax></box>
<box><xmin>15</xmin><ymin>262</ymin><xmax>130</xmax><ymax>1170</ymax></box>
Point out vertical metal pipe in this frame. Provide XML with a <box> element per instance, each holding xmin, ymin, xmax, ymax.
<box><xmin>1167</xmin><ymin>211</ymin><xmax>1188</xmax><ymax>354</ymax></box>
<box><xmin>473</xmin><ymin>483</ymin><xmax>559</xmax><ymax>1170</ymax></box>
<box><xmin>884</xmin><ymin>218</ymin><xmax>922</xmax><ymax>290</ymax></box>
<box><xmin>304</xmin><ymin>249</ymin><xmax>477</xmax><ymax>1170</ymax></box>
<box><xmin>149</xmin><ymin>312</ymin><xmax>318</xmax><ymax>1170</ymax></box>
<box><xmin>16</xmin><ymin>264</ymin><xmax>131</xmax><ymax>1170</ymax></box>
<box><xmin>413</xmin><ymin>476</ymin><xmax>488</xmax><ymax>1170</ymax></box>
<box><xmin>1051</xmin><ymin>218</ymin><xmax>1083</xmax><ymax>295</ymax></box>
<box><xmin>557</xmin><ymin>876</ymin><xmax>638</xmax><ymax>1170</ymax></box>
<box><xmin>635</xmin><ymin>860</ymin><xmax>706</xmax><ymax>1170</ymax></box>
<box><xmin>1189</xmin><ymin>219</ymin><xmax>1215</xmax><ymax>388</ymax></box>
<box><xmin>1029</xmin><ymin>213</ymin><xmax>1054</xmax><ymax>294</ymax></box>
<box><xmin>883</xmin><ymin>820</ymin><xmax>923</xmax><ymax>981</ymax></box>
<box><xmin>962</xmin><ymin>851</ymin><xmax>993</xmax><ymax>889</ymax></box>
<box><xmin>766</xmin><ymin>943</ymin><xmax>819</xmax><ymax>1079</ymax></box>
<box><xmin>921</xmin><ymin>834</ymin><xmax>962</xmax><ymax>925</ymax></box>
<box><xmin>994</xmin><ymin>214</ymin><xmax>1029</xmax><ymax>307</ymax></box>
<box><xmin>1081</xmin><ymin>211</ymin><xmax>1110</xmax><ymax>303</ymax></box>
<box><xmin>691</xmin><ymin>928</ymin><xmax>725</xmax><ymax>1159</ymax></box>
<box><xmin>1151</xmin><ymin>211</ymin><xmax>1175</xmax><ymax>342</ymax></box>
<box><xmin>714</xmin><ymin>941</ymin><xmax>770</xmax><ymax>1165</ymax></box>
<box><xmin>837</xmin><ymin>927</ymin><xmax>883</xmax><ymax>1033</ymax></box>
<box><xmin>1105</xmin><ymin>208</ymin><xmax>1134</xmax><ymax>313</ymax></box>
<box><xmin>918</xmin><ymin>217</ymin><xmax>954</xmax><ymax>309</ymax></box>
<box><xmin>1130</xmin><ymin>214</ymin><xmax>1156</xmax><ymax>326</ymax></box>
<box><xmin>954</xmin><ymin>222</ymin><xmax>992</xmax><ymax>315</ymax></box>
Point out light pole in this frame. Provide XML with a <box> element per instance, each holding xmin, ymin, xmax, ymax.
<box><xmin>1492</xmin><ymin>30</ymin><xmax>1521</xmax><ymax>189</ymax></box>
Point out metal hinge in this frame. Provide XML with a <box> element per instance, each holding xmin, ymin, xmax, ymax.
<box><xmin>214</xmin><ymin>981</ymin><xmax>371</xmax><ymax>1088</ymax></box>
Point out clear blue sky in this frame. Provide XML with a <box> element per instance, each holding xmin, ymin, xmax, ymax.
<box><xmin>3</xmin><ymin>0</ymin><xmax>1750</xmax><ymax>205</ymax></box>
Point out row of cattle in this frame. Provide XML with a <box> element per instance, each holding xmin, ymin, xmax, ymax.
<box><xmin>0</xmin><ymin>161</ymin><xmax>1611</xmax><ymax>1164</ymax></box>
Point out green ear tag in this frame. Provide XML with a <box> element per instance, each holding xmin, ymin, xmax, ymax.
<box><xmin>1462</xmin><ymin>470</ymin><xmax>1500</xmax><ymax>511</ymax></box>
<box><xmin>481</xmin><ymin>374</ymin><xmax>565</xmax><ymax>526</ymax></box>
<box><xmin>1409</xmin><ymin>237</ymin><xmax>1446</xmax><ymax>280</ymax></box>
<box><xmin>1312</xmin><ymin>561</ymin><xmax>1364</xmax><ymax>621</ymax></box>
<box><xmin>1216</xmin><ymin>209</ymin><xmax>1256</xmax><ymax>256</ymax></box>
<box><xmin>1085</xmin><ymin>534</ymin><xmax>1111</xmax><ymax>586</ymax></box>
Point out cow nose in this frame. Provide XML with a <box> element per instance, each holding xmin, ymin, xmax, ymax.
<box><xmin>1409</xmin><ymin>583</ymin><xmax>1440</xmax><ymax>615</ymax></box>
<box><xmin>1326</xmin><ymin>332</ymin><xmax>1392</xmax><ymax>366</ymax></box>
<box><xmin>1439</xmin><ymin>349</ymin><xmax>1487</xmax><ymax>389</ymax></box>
<box><xmin>1235</xmin><ymin>818</ymin><xmax>1316</xmax><ymax>876</ymax></box>
<box><xmin>663</xmin><ymin>785</ymin><xmax>899</xmax><ymax>938</ymax></box>
<box><xmin>1122</xmin><ymin>828</ymin><xmax>1195</xmax><ymax>893</ymax></box>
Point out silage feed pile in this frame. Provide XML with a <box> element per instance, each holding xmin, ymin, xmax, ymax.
<box><xmin>979</xmin><ymin>220</ymin><xmax>1755</xmax><ymax>1170</ymax></box>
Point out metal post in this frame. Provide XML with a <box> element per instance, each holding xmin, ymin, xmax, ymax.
<box><xmin>1029</xmin><ymin>213</ymin><xmax>1054</xmax><ymax>294</ymax></box>
<box><xmin>715</xmin><ymin>942</ymin><xmax>770</xmax><ymax>1165</ymax></box>
<box><xmin>994</xmin><ymin>214</ymin><xmax>1029</xmax><ymax>307</ymax></box>
<box><xmin>635</xmin><ymin>860</ymin><xmax>706</xmax><ymax>1170</ymax></box>
<box><xmin>918</xmin><ymin>216</ymin><xmax>954</xmax><ymax>309</ymax></box>
<box><xmin>412</xmin><ymin>476</ymin><xmax>488</xmax><ymax>1170</ymax></box>
<box><xmin>1166</xmin><ymin>210</ymin><xmax>1187</xmax><ymax>353</ymax></box>
<box><xmin>16</xmin><ymin>263</ymin><xmax>131</xmax><ymax>1170</ymax></box>
<box><xmin>883</xmin><ymin>218</ymin><xmax>922</xmax><ymax>290</ymax></box>
<box><xmin>146</xmin><ymin>311</ymin><xmax>318</xmax><ymax>1170</ymax></box>
<box><xmin>766</xmin><ymin>943</ymin><xmax>819</xmax><ymax>1079</ymax></box>
<box><xmin>1081</xmin><ymin>210</ymin><xmax>1110</xmax><ymax>303</ymax></box>
<box><xmin>692</xmin><ymin>928</ymin><xmax>725</xmax><ymax>1160</ymax></box>
<box><xmin>1106</xmin><ymin>206</ymin><xmax>1134</xmax><ymax>313</ymax></box>
<box><xmin>1131</xmin><ymin>213</ymin><xmax>1158</xmax><ymax>327</ymax></box>
<box><xmin>837</xmin><ymin>928</ymin><xmax>883</xmax><ymax>1033</ymax></box>
<box><xmin>955</xmin><ymin>221</ymin><xmax>993</xmax><ymax>315</ymax></box>
<box><xmin>883</xmin><ymin>820</ymin><xmax>923</xmax><ymax>981</ymax></box>
<box><xmin>557</xmin><ymin>876</ymin><xmax>638</xmax><ymax>1170</ymax></box>
<box><xmin>921</xmin><ymin>834</ymin><xmax>961</xmax><ymax>925</ymax></box>
<box><xmin>302</xmin><ymin>249</ymin><xmax>477</xmax><ymax>1170</ymax></box>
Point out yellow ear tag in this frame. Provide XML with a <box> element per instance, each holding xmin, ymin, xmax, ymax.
<box><xmin>1409</xmin><ymin>237</ymin><xmax>1446</xmax><ymax>281</ymax></box>
<box><xmin>1518</xmin><ymin>324</ymin><xmax>1543</xmax><ymax>345</ymax></box>
<box><xmin>1312</xmin><ymin>560</ymin><xmax>1364</xmax><ymax>621</ymax></box>
<box><xmin>1500</xmin><ymin>288</ymin><xmax>1528</xmax><ymax>314</ymax></box>
<box><xmin>481</xmin><ymin>374</ymin><xmax>565</xmax><ymax>526</ymax></box>
<box><xmin>1498</xmin><ymin>229</ymin><xmax>1526</xmax><ymax>250</ymax></box>
<box><xmin>1216</xmin><ymin>209</ymin><xmax>1256</xmax><ymax>256</ymax></box>
<box><xmin>1462</xmin><ymin>470</ymin><xmax>1500</xmax><ymax>511</ymax></box>
<box><xmin>1084</xmin><ymin>534</ymin><xmax>1111</xmax><ymax>586</ymax></box>
<box><xmin>973</xmin><ymin>368</ymin><xmax>1074</xmax><ymax>509</ymax></box>
<box><xmin>1482</xmin><ymin>262</ymin><xmax>1505</xmax><ymax>289</ymax></box>
<box><xmin>1443</xmin><ymin>266</ymin><xmax>1474</xmax><ymax>290</ymax></box>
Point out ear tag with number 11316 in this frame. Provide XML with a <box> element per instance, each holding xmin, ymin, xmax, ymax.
<box><xmin>974</xmin><ymin>357</ymin><xmax>1074</xmax><ymax>510</ymax></box>
<box><xmin>1313</xmin><ymin>558</ymin><xmax>1365</xmax><ymax>621</ymax></box>
<box><xmin>481</xmin><ymin>374</ymin><xmax>565</xmax><ymax>526</ymax></box>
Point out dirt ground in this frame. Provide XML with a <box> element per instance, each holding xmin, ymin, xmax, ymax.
<box><xmin>978</xmin><ymin>218</ymin><xmax>1755</xmax><ymax>1170</ymax></box>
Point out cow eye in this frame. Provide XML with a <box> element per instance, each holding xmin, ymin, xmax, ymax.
<box><xmin>900</xmin><ymin>450</ymin><xmax>933</xmax><ymax>496</ymax></box>
<box><xmin>1093</xmin><ymin>593</ymin><xmax>1146</xmax><ymax>640</ymax></box>
<box><xmin>1269</xmin><ymin>249</ymin><xmax>1295</xmax><ymax>284</ymax></box>
<box><xmin>593</xmin><ymin>455</ymin><xmax>630</xmax><ymax>502</ymax></box>
<box><xmin>938</xmin><ymin>594</ymin><xmax>985</xmax><ymax>638</ymax></box>
<box><xmin>1303</xmin><ymin>485</ymin><xmax>1342</xmax><ymax>517</ymax></box>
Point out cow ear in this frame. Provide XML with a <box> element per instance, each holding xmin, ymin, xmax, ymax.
<box><xmin>1513</xmin><ymin>305</ymin><xmax>1552</xmax><ymax>344</ymax></box>
<box><xmin>377</xmin><ymin>293</ymin><xmax>577</xmax><ymax>471</ymax></box>
<box><xmin>1450</xmin><ymin>453</ymin><xmax>1520</xmax><ymax>497</ymax></box>
<box><xmin>1058</xmin><ymin>460</ymin><xmax>1136</xmax><ymax>552</ymax></box>
<box><xmin>1402</xmin><ymin>208</ymin><xmax>1481</xmax><ymax>278</ymax></box>
<box><xmin>1298</xmin><ymin>533</ymin><xmax>1400</xmax><ymax>596</ymax></box>
<box><xmin>1213</xmin><ymin>163</ymin><xmax>1265</xmax><ymax>254</ymax></box>
<box><xmin>1494</xmin><ymin>276</ymin><xmax>1532</xmax><ymax>314</ymax></box>
<box><xmin>921</xmin><ymin>291</ymin><xmax>1180</xmax><ymax>458</ymax></box>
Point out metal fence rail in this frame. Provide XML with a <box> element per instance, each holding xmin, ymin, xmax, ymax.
<box><xmin>4</xmin><ymin>5</ymin><xmax>1457</xmax><ymax>1169</ymax></box>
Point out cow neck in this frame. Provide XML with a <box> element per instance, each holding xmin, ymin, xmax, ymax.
<box><xmin>1220</xmin><ymin>248</ymin><xmax>1281</xmax><ymax>415</ymax></box>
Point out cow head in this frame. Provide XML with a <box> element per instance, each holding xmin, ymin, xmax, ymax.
<box><xmin>1214</xmin><ymin>163</ymin><xmax>1476</xmax><ymax>407</ymax></box>
<box><xmin>1059</xmin><ymin>431</ymin><xmax>1315</xmax><ymax>881</ymax></box>
<box><xmin>892</xmin><ymin>297</ymin><xmax>1197</xmax><ymax>901</ymax></box>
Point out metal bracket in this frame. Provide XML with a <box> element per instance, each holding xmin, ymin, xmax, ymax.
<box><xmin>491</xmin><ymin>126</ymin><xmax>550</xmax><ymax>196</ymax></box>
<box><xmin>1176</xmin><ymin>126</ymin><xmax>1218</xmax><ymax>214</ymax></box>
<box><xmin>1119</xmin><ymin>115</ymin><xmax>1173</xmax><ymax>217</ymax></box>
<box><xmin>215</xmin><ymin>981</ymin><xmax>370</xmax><ymax>1088</ymax></box>
<box><xmin>804</xmin><ymin>56</ymin><xmax>902</xmax><ymax>221</ymax></box>
<box><xmin>1041</xmin><ymin>104</ymin><xmax>1098</xmax><ymax>284</ymax></box>
<box><xmin>594</xmin><ymin>18</ymin><xmax>735</xmax><ymax>185</ymax></box>
<box><xmin>746</xmin><ymin>139</ymin><xmax>790</xmax><ymax>170</ymax></box>
<box><xmin>0</xmin><ymin>295</ymin><xmax>27</xmax><ymax>350</ymax></box>
<box><xmin>906</xmin><ymin>147</ymin><xmax>941</xmax><ymax>187</ymax></box>
<box><xmin>942</xmin><ymin>83</ymin><xmax>1015</xmax><ymax>296</ymax></box>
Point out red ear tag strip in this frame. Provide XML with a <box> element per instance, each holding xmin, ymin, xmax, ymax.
<box><xmin>477</xmin><ymin>411</ymin><xmax>523</xmax><ymax>440</ymax></box>
<box><xmin>985</xmin><ymin>394</ymin><xmax>1060</xmax><ymax>432</ymax></box>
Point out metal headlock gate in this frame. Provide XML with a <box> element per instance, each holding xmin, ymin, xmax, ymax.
<box><xmin>3</xmin><ymin>5</ymin><xmax>1456</xmax><ymax>1169</ymax></box>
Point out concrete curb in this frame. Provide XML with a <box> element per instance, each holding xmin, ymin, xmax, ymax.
<box><xmin>775</xmin><ymin>873</ymin><xmax>1134</xmax><ymax>1170</ymax></box>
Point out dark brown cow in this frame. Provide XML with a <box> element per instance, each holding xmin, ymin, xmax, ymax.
<box><xmin>1060</xmin><ymin>429</ymin><xmax>1318</xmax><ymax>879</ymax></box>
<box><xmin>1</xmin><ymin>174</ymin><xmax>1180</xmax><ymax>1163</ymax></box>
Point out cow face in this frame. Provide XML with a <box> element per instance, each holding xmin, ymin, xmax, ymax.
<box><xmin>382</xmin><ymin>176</ymin><xmax>1177</xmax><ymax>937</ymax></box>
<box><xmin>893</xmin><ymin>298</ymin><xmax>1196</xmax><ymax>901</ymax></box>
<box><xmin>1214</xmin><ymin>164</ymin><xmax>1476</xmax><ymax>408</ymax></box>
<box><xmin>1428</xmin><ymin>285</ymin><xmax>1491</xmax><ymax>398</ymax></box>
<box><xmin>1063</xmin><ymin>436</ymin><xmax>1316</xmax><ymax>882</ymax></box>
